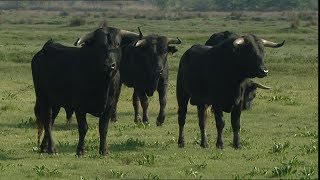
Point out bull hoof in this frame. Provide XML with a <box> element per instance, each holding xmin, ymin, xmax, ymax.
<box><xmin>134</xmin><ymin>114</ymin><xmax>142</xmax><ymax>122</ymax></box>
<box><xmin>48</xmin><ymin>147</ymin><xmax>57</xmax><ymax>154</ymax></box>
<box><xmin>200</xmin><ymin>141</ymin><xmax>209</xmax><ymax>148</ymax></box>
<box><xmin>216</xmin><ymin>142</ymin><xmax>224</xmax><ymax>149</ymax></box>
<box><xmin>233</xmin><ymin>143</ymin><xmax>241</xmax><ymax>149</ymax></box>
<box><xmin>156</xmin><ymin>115</ymin><xmax>165</xmax><ymax>126</ymax></box>
<box><xmin>76</xmin><ymin>147</ymin><xmax>85</xmax><ymax>156</ymax></box>
<box><xmin>99</xmin><ymin>149</ymin><xmax>108</xmax><ymax>156</ymax></box>
<box><xmin>178</xmin><ymin>138</ymin><xmax>185</xmax><ymax>148</ymax></box>
<box><xmin>110</xmin><ymin>118</ymin><xmax>117</xmax><ymax>123</ymax></box>
<box><xmin>156</xmin><ymin>120</ymin><xmax>163</xmax><ymax>126</ymax></box>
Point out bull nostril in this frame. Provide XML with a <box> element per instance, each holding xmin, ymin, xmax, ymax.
<box><xmin>110</xmin><ymin>63</ymin><xmax>116</xmax><ymax>70</ymax></box>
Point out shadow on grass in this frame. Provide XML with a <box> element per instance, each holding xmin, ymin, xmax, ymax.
<box><xmin>108</xmin><ymin>138</ymin><xmax>146</xmax><ymax>152</ymax></box>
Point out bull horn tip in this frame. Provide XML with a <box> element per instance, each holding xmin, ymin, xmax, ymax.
<box><xmin>177</xmin><ymin>37</ymin><xmax>182</xmax><ymax>43</ymax></box>
<box><xmin>74</xmin><ymin>38</ymin><xmax>80</xmax><ymax>46</ymax></box>
<box><xmin>278</xmin><ymin>40</ymin><xmax>285</xmax><ymax>47</ymax></box>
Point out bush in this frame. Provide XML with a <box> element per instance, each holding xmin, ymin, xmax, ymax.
<box><xmin>59</xmin><ymin>10</ymin><xmax>69</xmax><ymax>17</ymax></box>
<box><xmin>290</xmin><ymin>17</ymin><xmax>300</xmax><ymax>29</ymax></box>
<box><xmin>229</xmin><ymin>11</ymin><xmax>243</xmax><ymax>20</ymax></box>
<box><xmin>69</xmin><ymin>17</ymin><xmax>85</xmax><ymax>26</ymax></box>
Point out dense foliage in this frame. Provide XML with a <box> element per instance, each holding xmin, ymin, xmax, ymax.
<box><xmin>151</xmin><ymin>0</ymin><xmax>318</xmax><ymax>11</ymax></box>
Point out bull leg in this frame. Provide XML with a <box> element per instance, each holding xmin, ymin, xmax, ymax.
<box><xmin>34</xmin><ymin>100</ymin><xmax>43</xmax><ymax>147</ymax></box>
<box><xmin>40</xmin><ymin>103</ymin><xmax>56</xmax><ymax>154</ymax></box>
<box><xmin>75</xmin><ymin>112</ymin><xmax>88</xmax><ymax>156</ymax></box>
<box><xmin>231</xmin><ymin>105</ymin><xmax>241</xmax><ymax>149</ymax></box>
<box><xmin>132</xmin><ymin>89</ymin><xmax>141</xmax><ymax>123</ymax></box>
<box><xmin>177</xmin><ymin>90</ymin><xmax>189</xmax><ymax>148</ymax></box>
<box><xmin>198</xmin><ymin>104</ymin><xmax>209</xmax><ymax>148</ymax></box>
<box><xmin>111</xmin><ymin>83</ymin><xmax>122</xmax><ymax>122</ymax></box>
<box><xmin>139</xmin><ymin>92</ymin><xmax>149</xmax><ymax>124</ymax></box>
<box><xmin>65</xmin><ymin>107</ymin><xmax>73</xmax><ymax>125</ymax></box>
<box><xmin>51</xmin><ymin>106</ymin><xmax>61</xmax><ymax>126</ymax></box>
<box><xmin>99</xmin><ymin>110</ymin><xmax>111</xmax><ymax>156</ymax></box>
<box><xmin>212</xmin><ymin>106</ymin><xmax>225</xmax><ymax>149</ymax></box>
<box><xmin>156</xmin><ymin>81</ymin><xmax>167</xmax><ymax>126</ymax></box>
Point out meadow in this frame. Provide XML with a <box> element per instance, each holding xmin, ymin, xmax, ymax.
<box><xmin>0</xmin><ymin>9</ymin><xmax>318</xmax><ymax>179</ymax></box>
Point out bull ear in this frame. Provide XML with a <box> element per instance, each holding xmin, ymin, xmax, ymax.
<box><xmin>168</xmin><ymin>46</ymin><xmax>178</xmax><ymax>54</ymax></box>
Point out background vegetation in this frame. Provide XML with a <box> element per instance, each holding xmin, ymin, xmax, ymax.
<box><xmin>0</xmin><ymin>2</ymin><xmax>318</xmax><ymax>179</ymax></box>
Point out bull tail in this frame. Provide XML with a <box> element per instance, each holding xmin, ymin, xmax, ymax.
<box><xmin>31</xmin><ymin>48</ymin><xmax>44</xmax><ymax>147</ymax></box>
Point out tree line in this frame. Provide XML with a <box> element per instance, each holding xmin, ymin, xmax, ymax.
<box><xmin>150</xmin><ymin>0</ymin><xmax>318</xmax><ymax>11</ymax></box>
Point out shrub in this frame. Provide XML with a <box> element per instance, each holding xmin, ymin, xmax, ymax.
<box><xmin>229</xmin><ymin>11</ymin><xmax>243</xmax><ymax>20</ymax></box>
<box><xmin>59</xmin><ymin>10</ymin><xmax>69</xmax><ymax>17</ymax></box>
<box><xmin>69</xmin><ymin>17</ymin><xmax>85</xmax><ymax>26</ymax></box>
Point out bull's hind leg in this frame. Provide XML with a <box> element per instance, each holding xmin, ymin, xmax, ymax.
<box><xmin>177</xmin><ymin>90</ymin><xmax>189</xmax><ymax>148</ymax></box>
<box><xmin>198</xmin><ymin>104</ymin><xmax>209</xmax><ymax>148</ymax></box>
<box><xmin>75</xmin><ymin>112</ymin><xmax>88</xmax><ymax>156</ymax></box>
<box><xmin>231</xmin><ymin>105</ymin><xmax>241</xmax><ymax>149</ymax></box>
<box><xmin>132</xmin><ymin>89</ymin><xmax>141</xmax><ymax>123</ymax></box>
<box><xmin>212</xmin><ymin>106</ymin><xmax>225</xmax><ymax>149</ymax></box>
<box><xmin>156</xmin><ymin>80</ymin><xmax>167</xmax><ymax>126</ymax></box>
<box><xmin>40</xmin><ymin>103</ymin><xmax>56</xmax><ymax>154</ymax></box>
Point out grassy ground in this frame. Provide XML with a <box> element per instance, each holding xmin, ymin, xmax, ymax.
<box><xmin>0</xmin><ymin>10</ymin><xmax>318</xmax><ymax>179</ymax></box>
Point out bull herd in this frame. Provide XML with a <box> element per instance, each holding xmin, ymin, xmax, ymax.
<box><xmin>31</xmin><ymin>22</ymin><xmax>285</xmax><ymax>156</ymax></box>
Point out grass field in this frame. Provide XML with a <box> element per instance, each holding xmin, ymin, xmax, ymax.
<box><xmin>0</xmin><ymin>9</ymin><xmax>318</xmax><ymax>179</ymax></box>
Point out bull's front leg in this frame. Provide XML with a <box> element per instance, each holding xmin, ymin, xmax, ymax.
<box><xmin>98</xmin><ymin>110</ymin><xmax>111</xmax><ymax>156</ymax></box>
<box><xmin>132</xmin><ymin>89</ymin><xmax>141</xmax><ymax>123</ymax></box>
<box><xmin>111</xmin><ymin>82</ymin><xmax>122</xmax><ymax>122</ymax></box>
<box><xmin>75</xmin><ymin>112</ymin><xmax>88</xmax><ymax>156</ymax></box>
<box><xmin>231</xmin><ymin>105</ymin><xmax>241</xmax><ymax>149</ymax></box>
<box><xmin>212</xmin><ymin>106</ymin><xmax>225</xmax><ymax>149</ymax></box>
<box><xmin>138</xmin><ymin>92</ymin><xmax>149</xmax><ymax>124</ymax></box>
<box><xmin>156</xmin><ymin>81</ymin><xmax>167</xmax><ymax>126</ymax></box>
<box><xmin>197</xmin><ymin>104</ymin><xmax>209</xmax><ymax>148</ymax></box>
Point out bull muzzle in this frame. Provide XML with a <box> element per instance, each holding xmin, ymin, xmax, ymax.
<box><xmin>257</xmin><ymin>68</ymin><xmax>268</xmax><ymax>78</ymax></box>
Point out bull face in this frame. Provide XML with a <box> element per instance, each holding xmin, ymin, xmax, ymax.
<box><xmin>134</xmin><ymin>35</ymin><xmax>181</xmax><ymax>96</ymax></box>
<box><xmin>233</xmin><ymin>34</ymin><xmax>285</xmax><ymax>78</ymax></box>
<box><xmin>75</xmin><ymin>25</ymin><xmax>141</xmax><ymax>77</ymax></box>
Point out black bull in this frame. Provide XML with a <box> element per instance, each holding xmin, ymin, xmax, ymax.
<box><xmin>176</xmin><ymin>33</ymin><xmax>284</xmax><ymax>149</ymax></box>
<box><xmin>205</xmin><ymin>31</ymin><xmax>271</xmax><ymax>110</ymax></box>
<box><xmin>111</xmin><ymin>34</ymin><xmax>182</xmax><ymax>126</ymax></box>
<box><xmin>32</xmin><ymin>25</ymin><xmax>141</xmax><ymax>155</ymax></box>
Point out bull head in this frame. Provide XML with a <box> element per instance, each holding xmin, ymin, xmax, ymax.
<box><xmin>74</xmin><ymin>27</ymin><xmax>142</xmax><ymax>47</ymax></box>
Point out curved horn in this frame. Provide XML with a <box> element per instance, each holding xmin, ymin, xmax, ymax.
<box><xmin>120</xmin><ymin>29</ymin><xmax>140</xmax><ymax>39</ymax></box>
<box><xmin>167</xmin><ymin>37</ymin><xmax>182</xmax><ymax>45</ymax></box>
<box><xmin>138</xmin><ymin>27</ymin><xmax>143</xmax><ymax>38</ymax></box>
<box><xmin>253</xmin><ymin>82</ymin><xmax>271</xmax><ymax>89</ymax></box>
<box><xmin>261</xmin><ymin>39</ymin><xmax>285</xmax><ymax>48</ymax></box>
<box><xmin>233</xmin><ymin>37</ymin><xmax>245</xmax><ymax>47</ymax></box>
<box><xmin>75</xmin><ymin>31</ymin><xmax>94</xmax><ymax>46</ymax></box>
<box><xmin>135</xmin><ymin>39</ymin><xmax>147</xmax><ymax>47</ymax></box>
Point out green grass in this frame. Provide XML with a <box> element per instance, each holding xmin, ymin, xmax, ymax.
<box><xmin>0</xmin><ymin>10</ymin><xmax>318</xmax><ymax>179</ymax></box>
